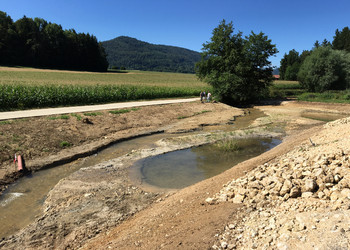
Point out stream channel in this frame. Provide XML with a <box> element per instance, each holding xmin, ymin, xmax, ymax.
<box><xmin>1</xmin><ymin>108</ymin><xmax>275</xmax><ymax>238</ymax></box>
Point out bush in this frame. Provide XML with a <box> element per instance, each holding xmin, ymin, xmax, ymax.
<box><xmin>298</xmin><ymin>47</ymin><xmax>350</xmax><ymax>92</ymax></box>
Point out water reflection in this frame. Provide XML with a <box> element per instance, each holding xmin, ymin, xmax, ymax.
<box><xmin>136</xmin><ymin>137</ymin><xmax>281</xmax><ymax>189</ymax></box>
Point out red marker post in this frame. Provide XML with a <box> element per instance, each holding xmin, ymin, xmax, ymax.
<box><xmin>17</xmin><ymin>155</ymin><xmax>23</xmax><ymax>171</ymax></box>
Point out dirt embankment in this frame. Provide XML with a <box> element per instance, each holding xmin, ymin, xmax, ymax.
<box><xmin>0</xmin><ymin>101</ymin><xmax>242</xmax><ymax>193</ymax></box>
<box><xmin>2</xmin><ymin>100</ymin><xmax>350</xmax><ymax>249</ymax></box>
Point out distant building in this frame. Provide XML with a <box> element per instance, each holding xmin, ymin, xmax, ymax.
<box><xmin>273</xmin><ymin>75</ymin><xmax>280</xmax><ymax>80</ymax></box>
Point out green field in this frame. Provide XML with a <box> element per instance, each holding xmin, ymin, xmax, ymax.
<box><xmin>0</xmin><ymin>67</ymin><xmax>206</xmax><ymax>88</ymax></box>
<box><xmin>0</xmin><ymin>67</ymin><xmax>210</xmax><ymax>111</ymax></box>
<box><xmin>270</xmin><ymin>80</ymin><xmax>305</xmax><ymax>98</ymax></box>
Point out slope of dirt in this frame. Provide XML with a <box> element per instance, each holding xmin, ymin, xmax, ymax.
<box><xmin>0</xmin><ymin>101</ymin><xmax>242</xmax><ymax>193</ymax></box>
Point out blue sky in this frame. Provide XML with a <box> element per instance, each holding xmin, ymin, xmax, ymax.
<box><xmin>1</xmin><ymin>0</ymin><xmax>350</xmax><ymax>68</ymax></box>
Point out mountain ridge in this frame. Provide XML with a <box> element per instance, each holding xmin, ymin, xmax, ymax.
<box><xmin>101</xmin><ymin>36</ymin><xmax>201</xmax><ymax>73</ymax></box>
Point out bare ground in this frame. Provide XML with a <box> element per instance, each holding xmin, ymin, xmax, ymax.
<box><xmin>1</xmin><ymin>100</ymin><xmax>350</xmax><ymax>249</ymax></box>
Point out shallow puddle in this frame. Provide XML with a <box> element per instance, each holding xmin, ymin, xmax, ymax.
<box><xmin>301</xmin><ymin>111</ymin><xmax>348</xmax><ymax>122</ymax></box>
<box><xmin>131</xmin><ymin>138</ymin><xmax>281</xmax><ymax>190</ymax></box>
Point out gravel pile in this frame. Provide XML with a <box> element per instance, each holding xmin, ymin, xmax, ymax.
<box><xmin>207</xmin><ymin>117</ymin><xmax>350</xmax><ymax>249</ymax></box>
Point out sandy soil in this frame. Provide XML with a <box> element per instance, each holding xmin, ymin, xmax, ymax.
<box><xmin>2</xmin><ymin>100</ymin><xmax>350</xmax><ymax>249</ymax></box>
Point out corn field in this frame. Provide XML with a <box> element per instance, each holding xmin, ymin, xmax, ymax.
<box><xmin>0</xmin><ymin>84</ymin><xmax>202</xmax><ymax>110</ymax></box>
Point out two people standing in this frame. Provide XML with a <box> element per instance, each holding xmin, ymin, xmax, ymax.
<box><xmin>200</xmin><ymin>91</ymin><xmax>211</xmax><ymax>103</ymax></box>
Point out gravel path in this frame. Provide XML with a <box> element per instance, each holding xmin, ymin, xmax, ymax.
<box><xmin>0</xmin><ymin>98</ymin><xmax>198</xmax><ymax>120</ymax></box>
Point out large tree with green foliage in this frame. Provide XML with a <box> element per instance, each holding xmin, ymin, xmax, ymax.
<box><xmin>196</xmin><ymin>20</ymin><xmax>277</xmax><ymax>103</ymax></box>
<box><xmin>298</xmin><ymin>46</ymin><xmax>350</xmax><ymax>92</ymax></box>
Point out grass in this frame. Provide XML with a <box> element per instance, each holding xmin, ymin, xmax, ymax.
<box><xmin>84</xmin><ymin>112</ymin><xmax>103</xmax><ymax>116</ymax></box>
<box><xmin>109</xmin><ymin>109</ymin><xmax>132</xmax><ymax>115</ymax></box>
<box><xmin>298</xmin><ymin>91</ymin><xmax>350</xmax><ymax>103</ymax></box>
<box><xmin>0</xmin><ymin>120</ymin><xmax>12</xmax><ymax>125</ymax></box>
<box><xmin>47</xmin><ymin>115</ymin><xmax>70</xmax><ymax>120</ymax></box>
<box><xmin>71</xmin><ymin>113</ymin><xmax>82</xmax><ymax>120</ymax></box>
<box><xmin>59</xmin><ymin>141</ymin><xmax>71</xmax><ymax>148</ymax></box>
<box><xmin>214</xmin><ymin>138</ymin><xmax>241</xmax><ymax>152</ymax></box>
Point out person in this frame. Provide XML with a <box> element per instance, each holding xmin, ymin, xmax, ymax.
<box><xmin>207</xmin><ymin>92</ymin><xmax>211</xmax><ymax>102</ymax></box>
<box><xmin>200</xmin><ymin>91</ymin><xmax>205</xmax><ymax>103</ymax></box>
<box><xmin>203</xmin><ymin>91</ymin><xmax>206</xmax><ymax>102</ymax></box>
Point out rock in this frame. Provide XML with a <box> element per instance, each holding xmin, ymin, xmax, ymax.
<box><xmin>330</xmin><ymin>191</ymin><xmax>341</xmax><ymax>202</ymax></box>
<box><xmin>228</xmin><ymin>224</ymin><xmax>236</xmax><ymax>230</ymax></box>
<box><xmin>280</xmin><ymin>180</ymin><xmax>292</xmax><ymax>196</ymax></box>
<box><xmin>318</xmin><ymin>191</ymin><xmax>325</xmax><ymax>199</ymax></box>
<box><xmin>324</xmin><ymin>174</ymin><xmax>334</xmax><ymax>184</ymax></box>
<box><xmin>205</xmin><ymin>197</ymin><xmax>217</xmax><ymax>205</ymax></box>
<box><xmin>290</xmin><ymin>187</ymin><xmax>301</xmax><ymax>198</ymax></box>
<box><xmin>232</xmin><ymin>194</ymin><xmax>245</xmax><ymax>203</ymax></box>
<box><xmin>302</xmin><ymin>179</ymin><xmax>318</xmax><ymax>193</ymax></box>
<box><xmin>221</xmin><ymin>242</ymin><xmax>228</xmax><ymax>249</ymax></box>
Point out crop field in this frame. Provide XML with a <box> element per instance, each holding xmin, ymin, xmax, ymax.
<box><xmin>0</xmin><ymin>67</ymin><xmax>206</xmax><ymax>87</ymax></box>
<box><xmin>0</xmin><ymin>67</ymin><xmax>210</xmax><ymax>110</ymax></box>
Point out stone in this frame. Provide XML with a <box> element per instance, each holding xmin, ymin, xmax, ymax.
<box><xmin>330</xmin><ymin>191</ymin><xmax>341</xmax><ymax>201</ymax></box>
<box><xmin>290</xmin><ymin>187</ymin><xmax>301</xmax><ymax>198</ymax></box>
<box><xmin>221</xmin><ymin>242</ymin><xmax>228</xmax><ymax>249</ymax></box>
<box><xmin>205</xmin><ymin>197</ymin><xmax>217</xmax><ymax>205</ymax></box>
<box><xmin>303</xmin><ymin>179</ymin><xmax>318</xmax><ymax>193</ymax></box>
<box><xmin>280</xmin><ymin>180</ymin><xmax>292</xmax><ymax>196</ymax></box>
<box><xmin>318</xmin><ymin>191</ymin><xmax>325</xmax><ymax>199</ymax></box>
<box><xmin>228</xmin><ymin>224</ymin><xmax>236</xmax><ymax>230</ymax></box>
<box><xmin>324</xmin><ymin>174</ymin><xmax>334</xmax><ymax>184</ymax></box>
<box><xmin>232</xmin><ymin>194</ymin><xmax>245</xmax><ymax>203</ymax></box>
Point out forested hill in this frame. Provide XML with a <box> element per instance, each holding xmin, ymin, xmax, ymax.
<box><xmin>102</xmin><ymin>36</ymin><xmax>201</xmax><ymax>73</ymax></box>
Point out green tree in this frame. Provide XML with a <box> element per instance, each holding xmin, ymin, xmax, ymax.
<box><xmin>332</xmin><ymin>27</ymin><xmax>350</xmax><ymax>52</ymax></box>
<box><xmin>298</xmin><ymin>46</ymin><xmax>350</xmax><ymax>92</ymax></box>
<box><xmin>279</xmin><ymin>49</ymin><xmax>300</xmax><ymax>80</ymax></box>
<box><xmin>196</xmin><ymin>20</ymin><xmax>277</xmax><ymax>103</ymax></box>
<box><xmin>0</xmin><ymin>11</ymin><xmax>15</xmax><ymax>64</ymax></box>
<box><xmin>284</xmin><ymin>62</ymin><xmax>300</xmax><ymax>81</ymax></box>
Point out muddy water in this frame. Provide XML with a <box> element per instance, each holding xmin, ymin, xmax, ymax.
<box><xmin>0</xmin><ymin>133</ymin><xmax>170</xmax><ymax>238</ymax></box>
<box><xmin>0</xmin><ymin>108</ymin><xmax>264</xmax><ymax>238</ymax></box>
<box><xmin>133</xmin><ymin>138</ymin><xmax>281</xmax><ymax>189</ymax></box>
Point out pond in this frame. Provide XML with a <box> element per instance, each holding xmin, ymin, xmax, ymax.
<box><xmin>131</xmin><ymin>137</ymin><xmax>281</xmax><ymax>190</ymax></box>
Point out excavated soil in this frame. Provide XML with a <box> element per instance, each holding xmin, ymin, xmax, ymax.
<box><xmin>1</xmin><ymin>100</ymin><xmax>350</xmax><ymax>249</ymax></box>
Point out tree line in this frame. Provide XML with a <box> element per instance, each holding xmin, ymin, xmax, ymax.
<box><xmin>0</xmin><ymin>11</ymin><xmax>108</xmax><ymax>72</ymax></box>
<box><xmin>280</xmin><ymin>27</ymin><xmax>350</xmax><ymax>92</ymax></box>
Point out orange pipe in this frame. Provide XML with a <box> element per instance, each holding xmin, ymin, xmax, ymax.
<box><xmin>17</xmin><ymin>155</ymin><xmax>23</xmax><ymax>171</ymax></box>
